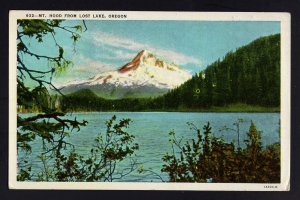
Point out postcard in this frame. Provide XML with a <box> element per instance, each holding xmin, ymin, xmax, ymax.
<box><xmin>9</xmin><ymin>11</ymin><xmax>290</xmax><ymax>190</ymax></box>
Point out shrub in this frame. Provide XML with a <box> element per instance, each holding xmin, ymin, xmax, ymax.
<box><xmin>162</xmin><ymin>121</ymin><xmax>280</xmax><ymax>183</ymax></box>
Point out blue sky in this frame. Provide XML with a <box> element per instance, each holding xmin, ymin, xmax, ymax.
<box><xmin>21</xmin><ymin>20</ymin><xmax>280</xmax><ymax>87</ymax></box>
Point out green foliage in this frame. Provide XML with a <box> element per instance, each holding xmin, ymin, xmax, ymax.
<box><xmin>18</xmin><ymin>19</ymin><xmax>55</xmax><ymax>39</ymax></box>
<box><xmin>50</xmin><ymin>59</ymin><xmax>73</xmax><ymax>76</ymax></box>
<box><xmin>17</xmin><ymin>167</ymin><xmax>32</xmax><ymax>181</ymax></box>
<box><xmin>16</xmin><ymin>19</ymin><xmax>89</xmax><ymax>181</ymax></box>
<box><xmin>160</xmin><ymin>34</ymin><xmax>280</xmax><ymax>108</ymax></box>
<box><xmin>161</xmin><ymin>121</ymin><xmax>280</xmax><ymax>183</ymax></box>
<box><xmin>78</xmin><ymin>115</ymin><xmax>139</xmax><ymax>182</ymax></box>
<box><xmin>17</xmin><ymin>19</ymin><xmax>82</xmax><ymax>90</ymax></box>
<box><xmin>60</xmin><ymin>89</ymin><xmax>156</xmax><ymax>112</ymax></box>
<box><xmin>60</xmin><ymin>90</ymin><xmax>279</xmax><ymax>113</ymax></box>
<box><xmin>31</xmin><ymin>115</ymin><xmax>139</xmax><ymax>182</ymax></box>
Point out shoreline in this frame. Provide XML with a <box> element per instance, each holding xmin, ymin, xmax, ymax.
<box><xmin>18</xmin><ymin>107</ymin><xmax>280</xmax><ymax>114</ymax></box>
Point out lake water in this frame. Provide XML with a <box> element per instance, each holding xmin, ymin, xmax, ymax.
<box><xmin>20</xmin><ymin>112</ymin><xmax>280</xmax><ymax>182</ymax></box>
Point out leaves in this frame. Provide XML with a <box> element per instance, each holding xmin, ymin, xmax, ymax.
<box><xmin>78</xmin><ymin>115</ymin><xmax>139</xmax><ymax>182</ymax></box>
<box><xmin>17</xmin><ymin>19</ymin><xmax>89</xmax><ymax>182</ymax></box>
<box><xmin>50</xmin><ymin>59</ymin><xmax>73</xmax><ymax>77</ymax></box>
<box><xmin>71</xmin><ymin>33</ymin><xmax>81</xmax><ymax>44</ymax></box>
<box><xmin>17</xmin><ymin>167</ymin><xmax>32</xmax><ymax>181</ymax></box>
<box><xmin>162</xmin><ymin>121</ymin><xmax>280</xmax><ymax>183</ymax></box>
<box><xmin>59</xmin><ymin>46</ymin><xmax>64</xmax><ymax>58</ymax></box>
<box><xmin>17</xmin><ymin>19</ymin><xmax>82</xmax><ymax>91</ymax></box>
<box><xmin>73</xmin><ymin>25</ymin><xmax>83</xmax><ymax>33</ymax></box>
<box><xmin>18</xmin><ymin>19</ymin><xmax>54</xmax><ymax>37</ymax></box>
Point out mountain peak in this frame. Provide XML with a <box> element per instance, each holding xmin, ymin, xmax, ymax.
<box><xmin>133</xmin><ymin>49</ymin><xmax>153</xmax><ymax>63</ymax></box>
<box><xmin>62</xmin><ymin>50</ymin><xmax>192</xmax><ymax>99</ymax></box>
<box><xmin>118</xmin><ymin>50</ymin><xmax>179</xmax><ymax>73</ymax></box>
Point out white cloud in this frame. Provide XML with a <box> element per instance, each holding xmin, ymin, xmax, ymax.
<box><xmin>97</xmin><ymin>47</ymin><xmax>136</xmax><ymax>61</ymax></box>
<box><xmin>74</xmin><ymin>54</ymin><xmax>116</xmax><ymax>73</ymax></box>
<box><xmin>75</xmin><ymin>61</ymin><xmax>115</xmax><ymax>73</ymax></box>
<box><xmin>52</xmin><ymin>57</ymin><xmax>116</xmax><ymax>87</ymax></box>
<box><xmin>90</xmin><ymin>32</ymin><xmax>201</xmax><ymax>66</ymax></box>
<box><xmin>53</xmin><ymin>32</ymin><xmax>202</xmax><ymax>86</ymax></box>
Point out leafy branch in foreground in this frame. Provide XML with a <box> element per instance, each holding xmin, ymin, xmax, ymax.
<box><xmin>36</xmin><ymin>115</ymin><xmax>139</xmax><ymax>182</ymax></box>
<box><xmin>17</xmin><ymin>19</ymin><xmax>85</xmax><ymax>94</ymax></box>
<box><xmin>78</xmin><ymin>115</ymin><xmax>139</xmax><ymax>182</ymax></box>
<box><xmin>161</xmin><ymin>121</ymin><xmax>280</xmax><ymax>183</ymax></box>
<box><xmin>16</xmin><ymin>19</ymin><xmax>88</xmax><ymax>181</ymax></box>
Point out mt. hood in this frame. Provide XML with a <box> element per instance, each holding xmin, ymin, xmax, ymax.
<box><xmin>61</xmin><ymin>50</ymin><xmax>192</xmax><ymax>99</ymax></box>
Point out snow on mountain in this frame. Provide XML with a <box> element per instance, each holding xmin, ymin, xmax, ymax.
<box><xmin>61</xmin><ymin>50</ymin><xmax>192</xmax><ymax>99</ymax></box>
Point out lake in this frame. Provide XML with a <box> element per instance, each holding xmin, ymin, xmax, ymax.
<box><xmin>20</xmin><ymin>112</ymin><xmax>280</xmax><ymax>182</ymax></box>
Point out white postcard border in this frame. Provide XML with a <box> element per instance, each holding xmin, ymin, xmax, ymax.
<box><xmin>9</xmin><ymin>11</ymin><xmax>291</xmax><ymax>191</ymax></box>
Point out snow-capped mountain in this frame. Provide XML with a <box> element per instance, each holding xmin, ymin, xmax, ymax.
<box><xmin>61</xmin><ymin>50</ymin><xmax>192</xmax><ymax>99</ymax></box>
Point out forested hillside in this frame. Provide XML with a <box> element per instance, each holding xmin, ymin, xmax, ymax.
<box><xmin>59</xmin><ymin>34</ymin><xmax>280</xmax><ymax>112</ymax></box>
<box><xmin>159</xmin><ymin>34</ymin><xmax>280</xmax><ymax>109</ymax></box>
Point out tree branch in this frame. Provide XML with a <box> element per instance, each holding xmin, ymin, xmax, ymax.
<box><xmin>17</xmin><ymin>56</ymin><xmax>65</xmax><ymax>96</ymax></box>
<box><xmin>21</xmin><ymin>112</ymin><xmax>65</xmax><ymax>122</ymax></box>
<box><xmin>82</xmin><ymin>20</ymin><xmax>87</xmax><ymax>32</ymax></box>
<box><xmin>17</xmin><ymin>66</ymin><xmax>53</xmax><ymax>74</ymax></box>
